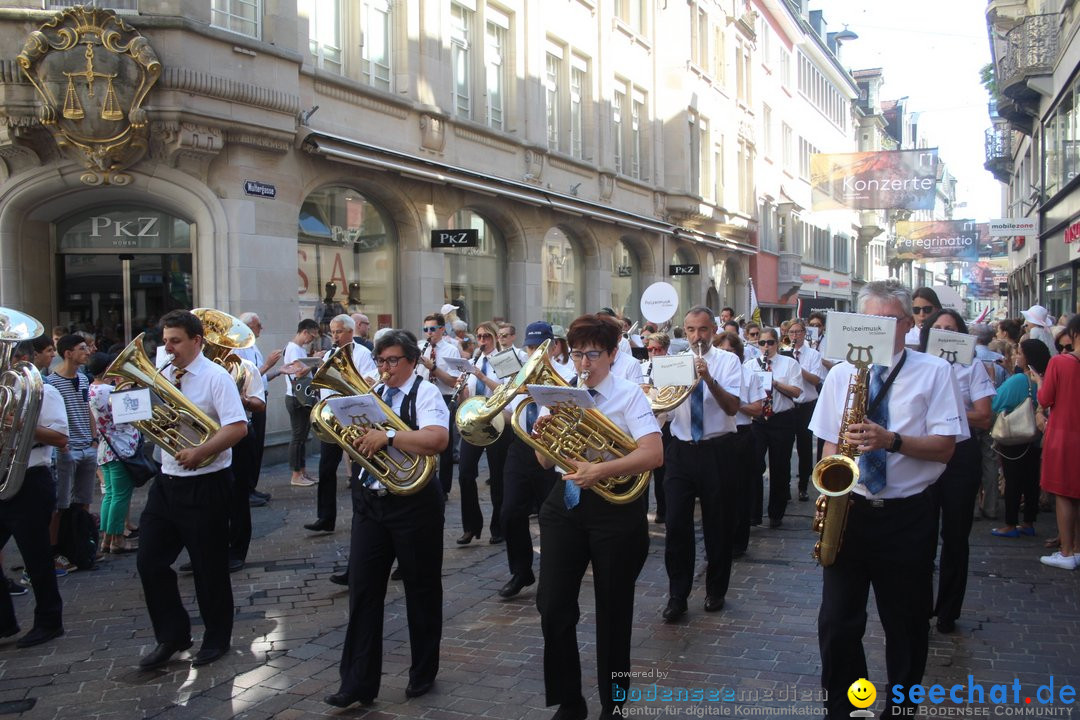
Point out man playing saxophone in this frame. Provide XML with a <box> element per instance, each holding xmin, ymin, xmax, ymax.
<box><xmin>530</xmin><ymin>314</ymin><xmax>662</xmax><ymax>720</ymax></box>
<box><xmin>808</xmin><ymin>280</ymin><xmax>966</xmax><ymax>719</ymax></box>
<box><xmin>136</xmin><ymin>310</ymin><xmax>248</xmax><ymax>671</ymax></box>
<box><xmin>326</xmin><ymin>329</ymin><xmax>449</xmax><ymax>709</ymax></box>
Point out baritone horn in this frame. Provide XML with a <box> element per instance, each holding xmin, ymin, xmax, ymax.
<box><xmin>104</xmin><ymin>334</ymin><xmax>221</xmax><ymax>468</ymax></box>
<box><xmin>0</xmin><ymin>308</ymin><xmax>45</xmax><ymax>500</ymax></box>
<box><xmin>191</xmin><ymin>308</ymin><xmax>256</xmax><ymax>392</ymax></box>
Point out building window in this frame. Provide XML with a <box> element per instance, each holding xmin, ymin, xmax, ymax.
<box><xmin>736</xmin><ymin>40</ymin><xmax>752</xmax><ymax>104</ymax></box>
<box><xmin>212</xmin><ymin>0</ymin><xmax>261</xmax><ymax>39</ymax></box>
<box><xmin>543</xmin><ymin>227</ymin><xmax>583</xmax><ymax>328</ymax></box>
<box><xmin>738</xmin><ymin>140</ymin><xmax>754</xmax><ymax>212</ymax></box>
<box><xmin>630</xmin><ymin>91</ymin><xmax>645</xmax><ymax>179</ymax></box>
<box><xmin>714</xmin><ymin>140</ymin><xmax>724</xmax><ymax>207</ymax></box>
<box><xmin>759</xmin><ymin>201</ymin><xmax>778</xmax><ymax>253</ymax></box>
<box><xmin>796</xmin><ymin>50</ymin><xmax>847</xmax><ymax>130</ymax></box>
<box><xmin>611</xmin><ymin>239</ymin><xmax>640</xmax><ymax>319</ymax></box>
<box><xmin>545</xmin><ymin>48</ymin><xmax>562</xmax><ymax>152</ymax></box>
<box><xmin>361</xmin><ymin>0</ymin><xmax>392</xmax><ymax>92</ymax></box>
<box><xmin>833</xmin><ymin>234</ymin><xmax>849</xmax><ymax>272</ymax></box>
<box><xmin>689</xmin><ymin>112</ymin><xmax>710</xmax><ymax>198</ymax></box>
<box><xmin>762</xmin><ymin>104</ymin><xmax>772</xmax><ymax>158</ymax></box>
<box><xmin>614</xmin><ymin>83</ymin><xmax>646</xmax><ymax>180</ymax></box>
<box><xmin>614</xmin><ymin>0</ymin><xmax>645</xmax><ymax>34</ymax></box>
<box><xmin>713</xmin><ymin>24</ymin><xmax>726</xmax><ymax>84</ymax></box>
<box><xmin>759</xmin><ymin>16</ymin><xmax>772</xmax><ymax>68</ymax></box>
<box><xmin>570</xmin><ymin>56</ymin><xmax>587</xmax><ymax>159</ymax></box>
<box><xmin>451</xmin><ymin>3</ymin><xmax>473</xmax><ymax>118</ymax></box>
<box><xmin>670</xmin><ymin>248</ymin><xmax>696</xmax><ymax>311</ymax></box>
<box><xmin>782</xmin><ymin>123</ymin><xmax>793</xmax><ymax>173</ymax></box>
<box><xmin>485</xmin><ymin>10</ymin><xmax>509</xmax><ymax>130</ymax></box>
<box><xmin>799</xmin><ymin>137</ymin><xmax>818</xmax><ymax>180</ymax></box>
<box><xmin>780</xmin><ymin>49</ymin><xmax>791</xmax><ymax>87</ymax></box>
<box><xmin>300</xmin><ymin>0</ymin><xmax>342</xmax><ymax>73</ymax></box>
<box><xmin>613</xmin><ymin>87</ymin><xmax>625</xmax><ymax>174</ymax></box>
<box><xmin>443</xmin><ymin>209</ymin><xmax>506</xmax><ymax>324</ymax></box>
<box><xmin>691</xmin><ymin>5</ymin><xmax>709</xmax><ymax>70</ymax></box>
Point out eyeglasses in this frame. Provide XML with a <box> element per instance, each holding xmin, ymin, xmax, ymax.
<box><xmin>477</xmin><ymin>333</ymin><xmax>494</xmax><ymax>340</ymax></box>
<box><xmin>422</xmin><ymin>325</ymin><xmax>442</xmax><ymax>333</ymax></box>
<box><xmin>498</xmin><ymin>333</ymin><xmax>513</xmax><ymax>339</ymax></box>
<box><xmin>647</xmin><ymin>346</ymin><xmax>664</xmax><ymax>354</ymax></box>
<box><xmin>375</xmin><ymin>356</ymin><xmax>406</xmax><ymax>367</ymax></box>
<box><xmin>746</xmin><ymin>331</ymin><xmax>760</xmax><ymax>338</ymax></box>
<box><xmin>758</xmin><ymin>339</ymin><xmax>777</xmax><ymax>346</ymax></box>
<box><xmin>912</xmin><ymin>306</ymin><xmax>937</xmax><ymax>315</ymax></box>
<box><xmin>569</xmin><ymin>350</ymin><xmax>605</xmax><ymax>361</ymax></box>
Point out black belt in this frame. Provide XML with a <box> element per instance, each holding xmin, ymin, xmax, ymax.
<box><xmin>851</xmin><ymin>486</ymin><xmax>932</xmax><ymax>509</ymax></box>
<box><xmin>753</xmin><ymin>408</ymin><xmax>795</xmax><ymax>423</ymax></box>
<box><xmin>674</xmin><ymin>434</ymin><xmax>732</xmax><ymax>447</ymax></box>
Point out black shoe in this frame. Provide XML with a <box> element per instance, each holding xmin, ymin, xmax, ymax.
<box><xmin>662</xmin><ymin>598</ymin><xmax>687</xmax><ymax>622</ymax></box>
<box><xmin>488</xmin><ymin>535</ymin><xmax>504</xmax><ymax>545</ymax></box>
<box><xmin>178</xmin><ymin>562</ymin><xmax>193</xmax><ymax>572</ymax></box>
<box><xmin>798</xmin><ymin>492</ymin><xmax>809</xmax><ymax>501</ymax></box>
<box><xmin>251</xmin><ymin>490</ymin><xmax>271</xmax><ymax>500</ymax></box>
<box><xmin>303</xmin><ymin>519</ymin><xmax>335</xmax><ymax>533</ymax></box>
<box><xmin>704</xmin><ymin>595</ymin><xmax>725</xmax><ymax>612</ymax></box>
<box><xmin>325</xmin><ymin>691</ymin><xmax>373</xmax><ymax>708</ymax></box>
<box><xmin>191</xmin><ymin>645</ymin><xmax>229</xmax><ymax>667</ymax></box>
<box><xmin>498</xmin><ymin>572</ymin><xmax>535</xmax><ymax>598</ymax></box>
<box><xmin>15</xmin><ymin>625</ymin><xmax>63</xmax><ymax>649</ymax></box>
<box><xmin>390</xmin><ymin>566</ymin><xmax>402</xmax><ymax>581</ymax></box>
<box><xmin>552</xmin><ymin>697</ymin><xmax>588</xmax><ymax>720</ymax></box>
<box><xmin>936</xmin><ymin>618</ymin><xmax>956</xmax><ymax>634</ymax></box>
<box><xmin>405</xmin><ymin>679</ymin><xmax>434</xmax><ymax>698</ymax></box>
<box><xmin>139</xmin><ymin>639</ymin><xmax>193</xmax><ymax>669</ymax></box>
<box><xmin>7</xmin><ymin>578</ymin><xmax>27</xmax><ymax>596</ymax></box>
<box><xmin>228</xmin><ymin>558</ymin><xmax>244</xmax><ymax>573</ymax></box>
<box><xmin>0</xmin><ymin>623</ymin><xmax>20</xmax><ymax>639</ymax></box>
<box><xmin>329</xmin><ymin>572</ymin><xmax>348</xmax><ymax>586</ymax></box>
<box><xmin>768</xmin><ymin>518</ymin><xmax>783</xmax><ymax>529</ymax></box>
<box><xmin>248</xmin><ymin>493</ymin><xmax>268</xmax><ymax>508</ymax></box>
<box><xmin>456</xmin><ymin>531</ymin><xmax>480</xmax><ymax>545</ymax></box>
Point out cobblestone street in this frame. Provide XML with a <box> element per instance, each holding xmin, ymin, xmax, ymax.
<box><xmin>0</xmin><ymin>459</ymin><xmax>1076</xmax><ymax>719</ymax></box>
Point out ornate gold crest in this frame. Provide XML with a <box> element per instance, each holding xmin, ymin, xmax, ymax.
<box><xmin>17</xmin><ymin>6</ymin><xmax>161</xmax><ymax>185</ymax></box>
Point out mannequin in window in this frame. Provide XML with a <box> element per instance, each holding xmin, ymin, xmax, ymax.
<box><xmin>346</xmin><ymin>282</ymin><xmax>363</xmax><ymax>313</ymax></box>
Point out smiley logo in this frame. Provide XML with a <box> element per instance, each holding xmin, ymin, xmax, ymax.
<box><xmin>847</xmin><ymin>678</ymin><xmax>876</xmax><ymax>709</ymax></box>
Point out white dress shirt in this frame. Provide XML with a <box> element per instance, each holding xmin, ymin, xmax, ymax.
<box><xmin>318</xmin><ymin>343</ymin><xmax>378</xmax><ymax>401</ymax></box>
<box><xmin>417</xmin><ymin>337</ymin><xmax>461</xmax><ymax>395</ymax></box>
<box><xmin>31</xmin><ymin>384</ymin><xmax>68</xmax><ymax>468</ymax></box>
<box><xmin>282</xmin><ymin>341</ymin><xmax>307</xmax><ymax>397</ymax></box>
<box><xmin>949</xmin><ymin>358</ymin><xmax>996</xmax><ymax>412</ymax></box>
<box><xmin>744</xmin><ymin>354</ymin><xmax>802</xmax><ymax>415</ymax></box>
<box><xmin>809</xmin><ymin>350</ymin><xmax>967</xmax><ymax>499</ymax></box>
<box><xmin>669</xmin><ymin>346</ymin><xmax>743</xmax><ymax>440</ymax></box>
<box><xmin>611</xmin><ymin>350</ymin><xmax>645</xmax><ymax>383</ymax></box>
<box><xmin>551</xmin><ymin>356</ymin><xmax>576</xmax><ymax>382</ymax></box>
<box><xmin>378</xmin><ymin>374</ymin><xmax>450</xmax><ymax>429</ymax></box>
<box><xmin>161</xmin><ymin>353</ymin><xmax>247</xmax><ymax>477</ymax></box>
<box><xmin>239</xmin><ymin>357</ymin><xmax>266</xmax><ymax>419</ymax></box>
<box><xmin>744</xmin><ymin>343</ymin><xmax>762</xmax><ymax>361</ymax></box>
<box><xmin>232</xmin><ymin>344</ymin><xmax>264</xmax><ymax>379</ymax></box>
<box><xmin>736</xmin><ymin>366</ymin><xmax>767</xmax><ymax>427</ymax></box>
<box><xmin>791</xmin><ymin>343</ymin><xmax>824</xmax><ymax>403</ymax></box>
<box><xmin>468</xmin><ymin>350</ymin><xmax>505</xmax><ymax>398</ymax></box>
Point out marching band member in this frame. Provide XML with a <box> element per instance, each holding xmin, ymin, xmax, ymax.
<box><xmin>227</xmin><ymin>353</ymin><xmax>266</xmax><ymax>570</ymax></box>
<box><xmin>137</xmin><ymin>310</ymin><xmax>248</xmax><ymax>670</ymax></box>
<box><xmin>746</xmin><ymin>327</ymin><xmax>803</xmax><ymax>528</ymax></box>
<box><xmin>417</xmin><ymin>312</ymin><xmax>463</xmax><ymax>498</ymax></box>
<box><xmin>788</xmin><ymin>319</ymin><xmax>825</xmax><ymax>502</ymax></box>
<box><xmin>533</xmin><ymin>314</ymin><xmax>662</xmax><ymax>720</ymax></box>
<box><xmin>809</xmin><ymin>280</ymin><xmax>965</xmax><ymax>718</ymax></box>
<box><xmin>326</xmin><ymin>330</ymin><xmax>449</xmax><ymax>708</ymax></box>
<box><xmin>660</xmin><ymin>307</ymin><xmax>742</xmax><ymax>622</ymax></box>
<box><xmin>643</xmin><ymin>332</ymin><xmax>673</xmax><ymax>523</ymax></box>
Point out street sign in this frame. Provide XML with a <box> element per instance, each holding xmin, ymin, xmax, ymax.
<box><xmin>244</xmin><ymin>180</ymin><xmax>277</xmax><ymax>198</ymax></box>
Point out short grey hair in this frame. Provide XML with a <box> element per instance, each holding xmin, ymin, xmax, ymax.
<box><xmin>239</xmin><ymin>312</ymin><xmax>260</xmax><ymax>325</ymax></box>
<box><xmin>330</xmin><ymin>314</ymin><xmax>355</xmax><ymax>331</ymax></box>
<box><xmin>970</xmin><ymin>323</ymin><xmax>994</xmax><ymax>346</ymax></box>
<box><xmin>856</xmin><ymin>279</ymin><xmax>912</xmax><ymax>317</ymax></box>
<box><xmin>452</xmin><ymin>319</ymin><xmax>467</xmax><ymax>332</ymax></box>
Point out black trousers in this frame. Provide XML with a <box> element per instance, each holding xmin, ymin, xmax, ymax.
<box><xmin>1001</xmin><ymin>442</ymin><xmax>1040</xmax><ymax>527</ymax></box>
<box><xmin>457</xmin><ymin>430</ymin><xmax>512</xmax><ymax>537</ymax></box>
<box><xmin>438</xmin><ymin>395</ymin><xmax>455</xmax><ymax>497</ymax></box>
<box><xmin>663</xmin><ymin>434</ymin><xmax>738</xmax><ymax>602</ymax></box>
<box><xmin>0</xmin><ymin>467</ymin><xmax>62</xmax><ymax>632</ymax></box>
<box><xmin>317</xmin><ymin>441</ymin><xmax>360</xmax><ymax>526</ymax></box>
<box><xmin>229</xmin><ymin>425</ymin><xmax>256</xmax><ymax>562</ymax></box>
<box><xmin>732</xmin><ymin>424</ymin><xmax>757</xmax><ymax>554</ymax></box>
<box><xmin>537</xmin><ymin>481</ymin><xmax>648</xmax><ymax>714</ymax></box>
<box><xmin>338</xmin><ymin>480</ymin><xmax>444</xmax><ymax>700</ymax></box>
<box><xmin>751</xmin><ymin>409</ymin><xmax>797</xmax><ymax>522</ymax></box>
<box><xmin>284</xmin><ymin>395</ymin><xmax>311</xmax><ymax>471</ymax></box>
<box><xmin>934</xmin><ymin>438</ymin><xmax>982</xmax><ymax>625</ymax></box>
<box><xmin>137</xmin><ymin>470</ymin><xmax>233</xmax><ymax>650</ymax></box>
<box><xmin>250</xmin><ymin>408</ymin><xmax>267</xmax><ymax>489</ymax></box>
<box><xmin>794</xmin><ymin>400</ymin><xmax>817</xmax><ymax>494</ymax></box>
<box><xmin>501</xmin><ymin>437</ymin><xmax>558</xmax><ymax>577</ymax></box>
<box><xmin>651</xmin><ymin>424</ymin><xmax>672</xmax><ymax>519</ymax></box>
<box><xmin>819</xmin><ymin>488</ymin><xmax>937</xmax><ymax>719</ymax></box>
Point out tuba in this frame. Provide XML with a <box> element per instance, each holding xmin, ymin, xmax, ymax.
<box><xmin>104</xmin><ymin>334</ymin><xmax>221</xmax><ymax>468</ymax></box>
<box><xmin>509</xmin><ymin>368</ymin><xmax>651</xmax><ymax>505</ymax></box>
<box><xmin>309</xmin><ymin>346</ymin><xmax>434</xmax><ymax>495</ymax></box>
<box><xmin>0</xmin><ymin>308</ymin><xmax>45</xmax><ymax>500</ymax></box>
<box><xmin>810</xmin><ymin>344</ymin><xmax>872</xmax><ymax>567</ymax></box>
<box><xmin>191</xmin><ymin>308</ymin><xmax>256</xmax><ymax>392</ymax></box>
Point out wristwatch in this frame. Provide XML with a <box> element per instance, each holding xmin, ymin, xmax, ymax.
<box><xmin>385</xmin><ymin>429</ymin><xmax>397</xmax><ymax>448</ymax></box>
<box><xmin>888</xmin><ymin>432</ymin><xmax>903</xmax><ymax>453</ymax></box>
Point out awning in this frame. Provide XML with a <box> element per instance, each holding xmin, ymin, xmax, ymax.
<box><xmin>301</xmin><ymin>130</ymin><xmax>756</xmax><ymax>255</ymax></box>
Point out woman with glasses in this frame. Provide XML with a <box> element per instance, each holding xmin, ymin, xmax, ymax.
<box><xmin>326</xmin><ymin>330</ymin><xmax>450</xmax><ymax>708</ymax></box>
<box><xmin>531</xmin><ymin>314</ymin><xmax>663</xmax><ymax>720</ymax></box>
<box><xmin>906</xmin><ymin>287</ymin><xmax>942</xmax><ymax>347</ymax></box>
<box><xmin>743</xmin><ymin>323</ymin><xmax>762</xmax><ymax>360</ymax></box>
<box><xmin>744</xmin><ymin>328</ymin><xmax>803</xmax><ymax>528</ymax></box>
<box><xmin>642</xmin><ymin>332</ymin><xmax>672</xmax><ymax>523</ymax></box>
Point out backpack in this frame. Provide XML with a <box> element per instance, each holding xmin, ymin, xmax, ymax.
<box><xmin>58</xmin><ymin>506</ymin><xmax>100</xmax><ymax>571</ymax></box>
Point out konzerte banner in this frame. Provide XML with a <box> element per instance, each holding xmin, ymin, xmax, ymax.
<box><xmin>811</xmin><ymin>149</ymin><xmax>939</xmax><ymax>211</ymax></box>
<box><xmin>888</xmin><ymin>220</ymin><xmax>981</xmax><ymax>262</ymax></box>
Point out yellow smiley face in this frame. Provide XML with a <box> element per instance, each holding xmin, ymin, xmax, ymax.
<box><xmin>847</xmin><ymin>678</ymin><xmax>876</xmax><ymax>709</ymax></box>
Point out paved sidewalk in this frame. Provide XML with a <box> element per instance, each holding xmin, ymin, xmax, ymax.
<box><xmin>0</xmin><ymin>460</ymin><xmax>1076</xmax><ymax>719</ymax></box>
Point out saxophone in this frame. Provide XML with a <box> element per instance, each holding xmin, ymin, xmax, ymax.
<box><xmin>810</xmin><ymin>344</ymin><xmax>872</xmax><ymax>567</ymax></box>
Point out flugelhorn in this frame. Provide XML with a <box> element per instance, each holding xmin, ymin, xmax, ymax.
<box><xmin>0</xmin><ymin>308</ymin><xmax>45</xmax><ymax>500</ymax></box>
<box><xmin>191</xmin><ymin>308</ymin><xmax>256</xmax><ymax>393</ymax></box>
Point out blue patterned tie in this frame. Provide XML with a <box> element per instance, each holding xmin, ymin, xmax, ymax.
<box><xmin>364</xmin><ymin>386</ymin><xmax>398</xmax><ymax>490</ymax></box>
<box><xmin>858</xmin><ymin>365</ymin><xmax>890</xmax><ymax>494</ymax></box>
<box><xmin>475</xmin><ymin>357</ymin><xmax>488</xmax><ymax>396</ymax></box>
<box><xmin>690</xmin><ymin>381</ymin><xmax>705</xmax><ymax>442</ymax></box>
<box><xmin>563</xmin><ymin>389</ymin><xmax>598</xmax><ymax>509</ymax></box>
<box><xmin>525</xmin><ymin>401</ymin><xmax>538</xmax><ymax>434</ymax></box>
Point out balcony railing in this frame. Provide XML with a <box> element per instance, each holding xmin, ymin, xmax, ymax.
<box><xmin>44</xmin><ymin>0</ymin><xmax>139</xmax><ymax>10</ymax></box>
<box><xmin>984</xmin><ymin>126</ymin><xmax>1013</xmax><ymax>183</ymax></box>
<box><xmin>998</xmin><ymin>14</ymin><xmax>1058</xmax><ymax>102</ymax></box>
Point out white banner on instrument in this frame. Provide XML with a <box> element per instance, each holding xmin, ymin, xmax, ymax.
<box><xmin>821</xmin><ymin>312</ymin><xmax>898</xmax><ymax>367</ymax></box>
<box><xmin>755</xmin><ymin>371</ymin><xmax>773</xmax><ymax>391</ymax></box>
<box><xmin>925</xmin><ymin>328</ymin><xmax>976</xmax><ymax>365</ymax></box>
<box><xmin>443</xmin><ymin>356</ymin><xmax>477</xmax><ymax>374</ymax></box>
<box><xmin>110</xmin><ymin>388</ymin><xmax>153</xmax><ymax>424</ymax></box>
<box><xmin>806</xmin><ymin>326</ymin><xmax>822</xmax><ymax>344</ymax></box>
<box><xmin>490</xmin><ymin>348</ymin><xmax>524</xmax><ymax>379</ymax></box>
<box><xmin>526</xmin><ymin>384</ymin><xmax>598</xmax><ymax>411</ymax></box>
<box><xmin>650</xmin><ymin>354</ymin><xmax>696</xmax><ymax>388</ymax></box>
<box><xmin>325</xmin><ymin>394</ymin><xmax>388</xmax><ymax>427</ymax></box>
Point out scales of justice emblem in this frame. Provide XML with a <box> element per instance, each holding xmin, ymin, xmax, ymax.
<box><xmin>17</xmin><ymin>6</ymin><xmax>161</xmax><ymax>185</ymax></box>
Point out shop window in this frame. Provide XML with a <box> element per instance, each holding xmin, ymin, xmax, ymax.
<box><xmin>610</xmin><ymin>239</ymin><xmax>640</xmax><ymax>319</ymax></box>
<box><xmin>543</xmin><ymin>227</ymin><xmax>583</xmax><ymax>328</ymax></box>
<box><xmin>670</xmin><ymin>248</ymin><xmax>696</xmax><ymax>313</ymax></box>
<box><xmin>442</xmin><ymin>209</ymin><xmax>506</xmax><ymax>327</ymax></box>
<box><xmin>212</xmin><ymin>0</ymin><xmax>261</xmax><ymax>39</ymax></box>
<box><xmin>298</xmin><ymin>186</ymin><xmax>396</xmax><ymax>327</ymax></box>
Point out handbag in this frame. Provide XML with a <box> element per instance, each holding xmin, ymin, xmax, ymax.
<box><xmin>990</xmin><ymin>397</ymin><xmax>1038</xmax><ymax>447</ymax></box>
<box><xmin>102</xmin><ymin>432</ymin><xmax>161</xmax><ymax>487</ymax></box>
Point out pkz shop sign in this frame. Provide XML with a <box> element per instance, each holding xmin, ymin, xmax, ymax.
<box><xmin>88</xmin><ymin>215</ymin><xmax>160</xmax><ymax>248</ymax></box>
<box><xmin>431</xmin><ymin>228</ymin><xmax>479</xmax><ymax>248</ymax></box>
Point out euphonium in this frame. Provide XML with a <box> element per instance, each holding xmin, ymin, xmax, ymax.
<box><xmin>509</xmin><ymin>369</ymin><xmax>651</xmax><ymax>505</ymax></box>
<box><xmin>191</xmin><ymin>308</ymin><xmax>256</xmax><ymax>392</ymax></box>
<box><xmin>810</xmin><ymin>344</ymin><xmax>872</xmax><ymax>567</ymax></box>
<box><xmin>309</xmin><ymin>357</ymin><xmax>434</xmax><ymax>495</ymax></box>
<box><xmin>0</xmin><ymin>308</ymin><xmax>45</xmax><ymax>501</ymax></box>
<box><xmin>646</xmin><ymin>341</ymin><xmax>704</xmax><ymax>414</ymax></box>
<box><xmin>104</xmin><ymin>334</ymin><xmax>221</xmax><ymax>468</ymax></box>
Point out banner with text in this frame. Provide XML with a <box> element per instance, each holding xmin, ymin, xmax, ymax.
<box><xmin>810</xmin><ymin>149</ymin><xmax>939</xmax><ymax>211</ymax></box>
<box><xmin>959</xmin><ymin>257</ymin><xmax>1010</xmax><ymax>299</ymax></box>
<box><xmin>888</xmin><ymin>220</ymin><xmax>981</xmax><ymax>262</ymax></box>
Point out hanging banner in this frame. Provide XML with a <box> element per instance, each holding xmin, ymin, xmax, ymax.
<box><xmin>887</xmin><ymin>220</ymin><xmax>980</xmax><ymax>262</ymax></box>
<box><xmin>811</xmin><ymin>149</ymin><xmax>938</xmax><ymax>211</ymax></box>
<box><xmin>959</xmin><ymin>258</ymin><xmax>1010</xmax><ymax>300</ymax></box>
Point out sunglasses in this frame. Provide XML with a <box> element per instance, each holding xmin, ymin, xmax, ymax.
<box><xmin>647</xmin><ymin>346</ymin><xmax>664</xmax><ymax>353</ymax></box>
<box><xmin>422</xmin><ymin>325</ymin><xmax>443</xmax><ymax>333</ymax></box>
<box><xmin>758</xmin><ymin>339</ymin><xmax>777</xmax><ymax>346</ymax></box>
<box><xmin>1059</xmin><ymin>344</ymin><xmax>1074</xmax><ymax>353</ymax></box>
<box><xmin>477</xmin><ymin>333</ymin><xmax>494</xmax><ymax>340</ymax></box>
<box><xmin>912</xmin><ymin>306</ymin><xmax>937</xmax><ymax>315</ymax></box>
